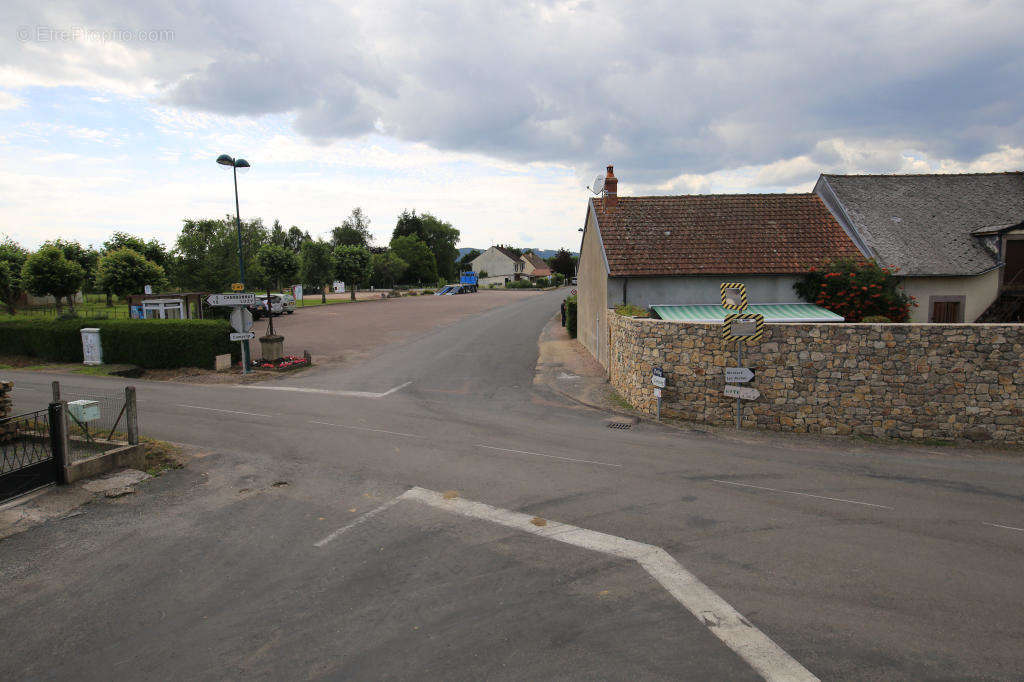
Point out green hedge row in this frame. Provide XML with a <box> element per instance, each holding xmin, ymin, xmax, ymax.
<box><xmin>565</xmin><ymin>295</ymin><xmax>578</xmax><ymax>338</ymax></box>
<box><xmin>0</xmin><ymin>318</ymin><xmax>240</xmax><ymax>369</ymax></box>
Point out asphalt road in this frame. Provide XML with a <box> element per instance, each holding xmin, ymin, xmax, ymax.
<box><xmin>2</xmin><ymin>289</ymin><xmax>1023</xmax><ymax>680</ymax></box>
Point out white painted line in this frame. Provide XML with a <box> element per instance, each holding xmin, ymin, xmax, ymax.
<box><xmin>711</xmin><ymin>480</ymin><xmax>893</xmax><ymax>510</ymax></box>
<box><xmin>314</xmin><ymin>497</ymin><xmax>402</xmax><ymax>547</ymax></box>
<box><xmin>309</xmin><ymin>420</ymin><xmax>420</xmax><ymax>439</ymax></box>
<box><xmin>245</xmin><ymin>381</ymin><xmax>412</xmax><ymax>399</ymax></box>
<box><xmin>476</xmin><ymin>444</ymin><xmax>622</xmax><ymax>468</ymax></box>
<box><xmin>400</xmin><ymin>487</ymin><xmax>816</xmax><ymax>682</ymax></box>
<box><xmin>983</xmin><ymin>522</ymin><xmax>1024</xmax><ymax>532</ymax></box>
<box><xmin>176</xmin><ymin>404</ymin><xmax>275</xmax><ymax>418</ymax></box>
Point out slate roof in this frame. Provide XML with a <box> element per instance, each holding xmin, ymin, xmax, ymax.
<box><xmin>590</xmin><ymin>194</ymin><xmax>861</xmax><ymax>277</ymax></box>
<box><xmin>820</xmin><ymin>172</ymin><xmax>1024</xmax><ymax>276</ymax></box>
<box><xmin>492</xmin><ymin>246</ymin><xmax>521</xmax><ymax>262</ymax></box>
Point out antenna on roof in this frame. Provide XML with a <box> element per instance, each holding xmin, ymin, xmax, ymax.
<box><xmin>588</xmin><ymin>174</ymin><xmax>604</xmax><ymax>195</ymax></box>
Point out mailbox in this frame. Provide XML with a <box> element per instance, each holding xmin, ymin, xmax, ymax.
<box><xmin>68</xmin><ymin>399</ymin><xmax>100</xmax><ymax>423</ymax></box>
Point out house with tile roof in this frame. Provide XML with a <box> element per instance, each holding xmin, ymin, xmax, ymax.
<box><xmin>814</xmin><ymin>172</ymin><xmax>1024</xmax><ymax>323</ymax></box>
<box><xmin>576</xmin><ymin>166</ymin><xmax>863</xmax><ymax>367</ymax></box>
<box><xmin>520</xmin><ymin>251</ymin><xmax>552</xmax><ymax>279</ymax></box>
<box><xmin>470</xmin><ymin>245</ymin><xmax>525</xmax><ymax>286</ymax></box>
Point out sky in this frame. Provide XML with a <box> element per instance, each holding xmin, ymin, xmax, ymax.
<box><xmin>2</xmin><ymin>0</ymin><xmax>1023</xmax><ymax>252</ymax></box>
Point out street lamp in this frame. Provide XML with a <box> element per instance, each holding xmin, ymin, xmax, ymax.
<box><xmin>217</xmin><ymin>154</ymin><xmax>252</xmax><ymax>373</ymax></box>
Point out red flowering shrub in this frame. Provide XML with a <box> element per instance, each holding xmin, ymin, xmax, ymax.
<box><xmin>794</xmin><ymin>258</ymin><xmax>915</xmax><ymax>322</ymax></box>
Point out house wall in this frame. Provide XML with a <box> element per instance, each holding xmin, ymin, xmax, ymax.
<box><xmin>607</xmin><ymin>274</ymin><xmax>804</xmax><ymax>309</ymax></box>
<box><xmin>577</xmin><ymin>208</ymin><xmax>610</xmax><ymax>368</ymax></box>
<box><xmin>900</xmin><ymin>269</ymin><xmax>1001</xmax><ymax>322</ymax></box>
<box><xmin>470</xmin><ymin>247</ymin><xmax>518</xmax><ymax>278</ymax></box>
<box><xmin>609</xmin><ymin>313</ymin><xmax>1024</xmax><ymax>445</ymax></box>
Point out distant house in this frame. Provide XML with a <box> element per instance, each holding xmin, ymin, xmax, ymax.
<box><xmin>470</xmin><ymin>246</ymin><xmax>524</xmax><ymax>286</ymax></box>
<box><xmin>520</xmin><ymin>252</ymin><xmax>552</xmax><ymax>280</ymax></box>
<box><xmin>577</xmin><ymin>166</ymin><xmax>862</xmax><ymax>367</ymax></box>
<box><xmin>815</xmin><ymin>172</ymin><xmax>1024</xmax><ymax>322</ymax></box>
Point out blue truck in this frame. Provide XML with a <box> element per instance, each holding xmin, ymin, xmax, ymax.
<box><xmin>459</xmin><ymin>271</ymin><xmax>479</xmax><ymax>292</ymax></box>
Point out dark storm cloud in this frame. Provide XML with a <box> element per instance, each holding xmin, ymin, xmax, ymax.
<box><xmin>6</xmin><ymin>0</ymin><xmax>1024</xmax><ymax>183</ymax></box>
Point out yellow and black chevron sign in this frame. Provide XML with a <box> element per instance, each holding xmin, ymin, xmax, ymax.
<box><xmin>720</xmin><ymin>282</ymin><xmax>748</xmax><ymax>310</ymax></box>
<box><xmin>722</xmin><ymin>313</ymin><xmax>764</xmax><ymax>343</ymax></box>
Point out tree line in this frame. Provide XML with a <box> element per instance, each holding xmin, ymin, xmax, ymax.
<box><xmin>0</xmin><ymin>208</ymin><xmax>463</xmax><ymax>313</ymax></box>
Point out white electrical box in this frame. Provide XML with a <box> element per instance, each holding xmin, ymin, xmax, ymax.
<box><xmin>68</xmin><ymin>399</ymin><xmax>100</xmax><ymax>423</ymax></box>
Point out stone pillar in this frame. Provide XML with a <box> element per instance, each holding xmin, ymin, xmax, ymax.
<box><xmin>259</xmin><ymin>335</ymin><xmax>284</xmax><ymax>362</ymax></box>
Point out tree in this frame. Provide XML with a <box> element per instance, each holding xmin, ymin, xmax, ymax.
<box><xmin>332</xmin><ymin>207</ymin><xmax>373</xmax><ymax>247</ymax></box>
<box><xmin>172</xmin><ymin>216</ymin><xmax>268</xmax><ymax>292</ymax></box>
<box><xmin>0</xmin><ymin>237</ymin><xmax>27</xmax><ymax>314</ymax></box>
<box><xmin>369</xmin><ymin>251</ymin><xmax>408</xmax><ymax>289</ymax></box>
<box><xmin>793</xmin><ymin>257</ymin><xmax>915</xmax><ymax>322</ymax></box>
<box><xmin>103</xmin><ymin>232</ymin><xmax>168</xmax><ymax>268</ymax></box>
<box><xmin>299</xmin><ymin>239</ymin><xmax>334</xmax><ymax>303</ymax></box>
<box><xmin>333</xmin><ymin>244</ymin><xmax>372</xmax><ymax>296</ymax></box>
<box><xmin>21</xmin><ymin>245</ymin><xmax>85</xmax><ymax>315</ymax></box>
<box><xmin>459</xmin><ymin>249</ymin><xmax>482</xmax><ymax>271</ymax></box>
<box><xmin>390</xmin><ymin>235</ymin><xmax>437</xmax><ymax>284</ymax></box>
<box><xmin>96</xmin><ymin>248</ymin><xmax>168</xmax><ymax>299</ymax></box>
<box><xmin>419</xmin><ymin>213</ymin><xmax>460</xmax><ymax>282</ymax></box>
<box><xmin>256</xmin><ymin>244</ymin><xmax>299</xmax><ymax>291</ymax></box>
<box><xmin>548</xmin><ymin>248</ymin><xmax>577</xmax><ymax>280</ymax></box>
<box><xmin>269</xmin><ymin>219</ymin><xmax>288</xmax><ymax>247</ymax></box>
<box><xmin>496</xmin><ymin>243</ymin><xmax>523</xmax><ymax>258</ymax></box>
<box><xmin>392</xmin><ymin>209</ymin><xmax>425</xmax><ymax>242</ymax></box>
<box><xmin>285</xmin><ymin>226</ymin><xmax>311</xmax><ymax>254</ymax></box>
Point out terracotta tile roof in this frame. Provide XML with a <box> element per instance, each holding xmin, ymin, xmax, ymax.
<box><xmin>591</xmin><ymin>193</ymin><xmax>862</xmax><ymax>277</ymax></box>
<box><xmin>521</xmin><ymin>252</ymin><xmax>550</xmax><ymax>273</ymax></box>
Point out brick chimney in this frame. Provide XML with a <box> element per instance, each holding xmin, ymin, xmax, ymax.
<box><xmin>603</xmin><ymin>165</ymin><xmax>617</xmax><ymax>207</ymax></box>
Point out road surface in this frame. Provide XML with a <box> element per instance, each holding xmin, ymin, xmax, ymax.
<box><xmin>2</xmin><ymin>289</ymin><xmax>1022</xmax><ymax>679</ymax></box>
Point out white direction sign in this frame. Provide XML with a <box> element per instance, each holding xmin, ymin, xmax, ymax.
<box><xmin>652</xmin><ymin>375</ymin><xmax>666</xmax><ymax>388</ymax></box>
<box><xmin>229</xmin><ymin>307</ymin><xmax>254</xmax><ymax>333</ymax></box>
<box><xmin>724</xmin><ymin>385</ymin><xmax>760</xmax><ymax>400</ymax></box>
<box><xmin>725</xmin><ymin>367</ymin><xmax>755</xmax><ymax>383</ymax></box>
<box><xmin>207</xmin><ymin>293</ymin><xmax>256</xmax><ymax>306</ymax></box>
<box><xmin>229</xmin><ymin>331</ymin><xmax>256</xmax><ymax>341</ymax></box>
<box><xmin>654</xmin><ymin>387</ymin><xmax>662</xmax><ymax>398</ymax></box>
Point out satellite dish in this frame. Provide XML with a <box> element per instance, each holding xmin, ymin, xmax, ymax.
<box><xmin>589</xmin><ymin>174</ymin><xmax>604</xmax><ymax>195</ymax></box>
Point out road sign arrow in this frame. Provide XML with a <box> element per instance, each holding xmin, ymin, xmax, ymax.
<box><xmin>652</xmin><ymin>375</ymin><xmax>666</xmax><ymax>388</ymax></box>
<box><xmin>229</xmin><ymin>331</ymin><xmax>256</xmax><ymax>341</ymax></box>
<box><xmin>724</xmin><ymin>385</ymin><xmax>760</xmax><ymax>400</ymax></box>
<box><xmin>208</xmin><ymin>293</ymin><xmax>256</xmax><ymax>306</ymax></box>
<box><xmin>725</xmin><ymin>367</ymin><xmax>755</xmax><ymax>383</ymax></box>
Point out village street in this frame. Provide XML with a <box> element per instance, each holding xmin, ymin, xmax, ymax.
<box><xmin>2</xmin><ymin>290</ymin><xmax>1023</xmax><ymax>680</ymax></box>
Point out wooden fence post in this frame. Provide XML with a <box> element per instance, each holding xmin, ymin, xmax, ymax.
<box><xmin>125</xmin><ymin>386</ymin><xmax>139</xmax><ymax>445</ymax></box>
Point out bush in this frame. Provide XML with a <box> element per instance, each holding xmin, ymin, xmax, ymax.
<box><xmin>861</xmin><ymin>315</ymin><xmax>892</xmax><ymax>323</ymax></box>
<box><xmin>506</xmin><ymin>279</ymin><xmax>533</xmax><ymax>289</ymax></box>
<box><xmin>422</xmin><ymin>289</ymin><xmax>435</xmax><ymax>295</ymax></box>
<box><xmin>794</xmin><ymin>257</ymin><xmax>915</xmax><ymax>322</ymax></box>
<box><xmin>565</xmin><ymin>296</ymin><xmax>578</xmax><ymax>338</ymax></box>
<box><xmin>534</xmin><ymin>277</ymin><xmax>550</xmax><ymax>288</ymax></box>
<box><xmin>615</xmin><ymin>304</ymin><xmax>648</xmax><ymax>317</ymax></box>
<box><xmin>0</xmin><ymin>318</ymin><xmax>238</xmax><ymax>368</ymax></box>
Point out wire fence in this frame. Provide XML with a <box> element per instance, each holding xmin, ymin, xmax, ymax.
<box><xmin>21</xmin><ymin>305</ymin><xmax>133</xmax><ymax>319</ymax></box>
<box><xmin>60</xmin><ymin>388</ymin><xmax>136</xmax><ymax>464</ymax></box>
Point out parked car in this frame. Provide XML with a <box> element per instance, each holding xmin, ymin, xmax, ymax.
<box><xmin>250</xmin><ymin>294</ymin><xmax>284</xmax><ymax>319</ymax></box>
<box><xmin>279</xmin><ymin>293</ymin><xmax>296</xmax><ymax>313</ymax></box>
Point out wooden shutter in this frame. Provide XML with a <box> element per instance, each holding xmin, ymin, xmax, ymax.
<box><xmin>932</xmin><ymin>300</ymin><xmax>961</xmax><ymax>323</ymax></box>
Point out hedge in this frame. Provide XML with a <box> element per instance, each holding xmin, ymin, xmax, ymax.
<box><xmin>565</xmin><ymin>295</ymin><xmax>577</xmax><ymax>338</ymax></box>
<box><xmin>0</xmin><ymin>318</ymin><xmax>239</xmax><ymax>369</ymax></box>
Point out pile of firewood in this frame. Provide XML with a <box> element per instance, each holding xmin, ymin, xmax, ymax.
<box><xmin>0</xmin><ymin>381</ymin><xmax>13</xmax><ymax>443</ymax></box>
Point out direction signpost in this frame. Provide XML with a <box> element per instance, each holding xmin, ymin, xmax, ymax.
<box><xmin>651</xmin><ymin>367</ymin><xmax>665</xmax><ymax>420</ymax></box>
<box><xmin>725</xmin><ymin>367</ymin><xmax>754</xmax><ymax>383</ymax></box>
<box><xmin>724</xmin><ymin>385</ymin><xmax>760</xmax><ymax>400</ymax></box>
<box><xmin>720</xmin><ymin>282</ymin><xmax>763</xmax><ymax>429</ymax></box>
<box><xmin>208</xmin><ymin>293</ymin><xmax>257</xmax><ymax>374</ymax></box>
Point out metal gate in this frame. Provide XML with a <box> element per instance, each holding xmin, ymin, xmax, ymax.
<box><xmin>0</xmin><ymin>406</ymin><xmax>61</xmax><ymax>503</ymax></box>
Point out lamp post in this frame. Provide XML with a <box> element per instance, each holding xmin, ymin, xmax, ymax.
<box><xmin>217</xmin><ymin>154</ymin><xmax>252</xmax><ymax>373</ymax></box>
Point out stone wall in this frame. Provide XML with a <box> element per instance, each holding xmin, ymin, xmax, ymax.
<box><xmin>608</xmin><ymin>313</ymin><xmax>1024</xmax><ymax>445</ymax></box>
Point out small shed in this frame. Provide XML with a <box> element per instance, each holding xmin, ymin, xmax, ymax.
<box><xmin>650</xmin><ymin>303</ymin><xmax>844</xmax><ymax>323</ymax></box>
<box><xmin>126</xmin><ymin>293</ymin><xmax>207</xmax><ymax>320</ymax></box>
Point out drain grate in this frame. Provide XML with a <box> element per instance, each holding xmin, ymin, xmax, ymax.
<box><xmin>607</xmin><ymin>422</ymin><xmax>632</xmax><ymax>430</ymax></box>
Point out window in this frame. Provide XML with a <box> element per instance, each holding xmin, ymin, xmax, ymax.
<box><xmin>142</xmin><ymin>299</ymin><xmax>185</xmax><ymax>320</ymax></box>
<box><xmin>929</xmin><ymin>296</ymin><xmax>965</xmax><ymax>323</ymax></box>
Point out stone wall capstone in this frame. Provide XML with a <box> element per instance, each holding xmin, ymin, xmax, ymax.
<box><xmin>608</xmin><ymin>314</ymin><xmax>1024</xmax><ymax>444</ymax></box>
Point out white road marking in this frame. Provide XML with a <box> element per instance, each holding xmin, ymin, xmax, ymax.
<box><xmin>401</xmin><ymin>487</ymin><xmax>816</xmax><ymax>682</ymax></box>
<box><xmin>314</xmin><ymin>497</ymin><xmax>403</xmax><ymax>547</ymax></box>
<box><xmin>245</xmin><ymin>381</ymin><xmax>412</xmax><ymax>399</ymax></box>
<box><xmin>983</xmin><ymin>522</ymin><xmax>1024</xmax><ymax>532</ymax></box>
<box><xmin>711</xmin><ymin>480</ymin><xmax>894</xmax><ymax>510</ymax></box>
<box><xmin>176</xmin><ymin>404</ymin><xmax>275</xmax><ymax>418</ymax></box>
<box><xmin>309</xmin><ymin>420</ymin><xmax>420</xmax><ymax>438</ymax></box>
<box><xmin>476</xmin><ymin>444</ymin><xmax>622</xmax><ymax>468</ymax></box>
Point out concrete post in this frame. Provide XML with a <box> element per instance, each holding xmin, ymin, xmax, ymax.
<box><xmin>125</xmin><ymin>386</ymin><xmax>139</xmax><ymax>445</ymax></box>
<box><xmin>51</xmin><ymin>380</ymin><xmax>61</xmax><ymax>402</ymax></box>
<box><xmin>48</xmin><ymin>401</ymin><xmax>71</xmax><ymax>484</ymax></box>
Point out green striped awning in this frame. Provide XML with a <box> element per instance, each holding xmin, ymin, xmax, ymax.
<box><xmin>651</xmin><ymin>303</ymin><xmax>844</xmax><ymax>323</ymax></box>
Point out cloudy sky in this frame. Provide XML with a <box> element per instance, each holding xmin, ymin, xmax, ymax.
<box><xmin>2</xmin><ymin>0</ymin><xmax>1023</xmax><ymax>251</ymax></box>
